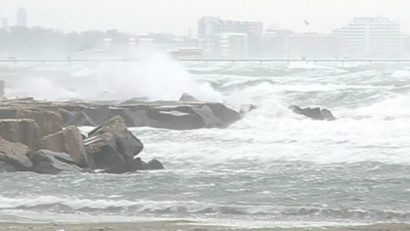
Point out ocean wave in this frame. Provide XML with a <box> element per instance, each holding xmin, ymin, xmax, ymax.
<box><xmin>1</xmin><ymin>195</ymin><xmax>410</xmax><ymax>222</ymax></box>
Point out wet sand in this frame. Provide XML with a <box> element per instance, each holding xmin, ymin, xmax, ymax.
<box><xmin>1</xmin><ymin>221</ymin><xmax>410</xmax><ymax>231</ymax></box>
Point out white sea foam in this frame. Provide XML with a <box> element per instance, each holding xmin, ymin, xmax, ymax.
<box><xmin>3</xmin><ymin>48</ymin><xmax>221</xmax><ymax>101</ymax></box>
<box><xmin>2</xmin><ymin>61</ymin><xmax>410</xmax><ymax>225</ymax></box>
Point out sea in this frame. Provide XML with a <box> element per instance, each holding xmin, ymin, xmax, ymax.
<box><xmin>1</xmin><ymin>54</ymin><xmax>410</xmax><ymax>228</ymax></box>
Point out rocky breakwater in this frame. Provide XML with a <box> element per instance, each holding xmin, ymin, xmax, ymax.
<box><xmin>0</xmin><ymin>96</ymin><xmax>243</xmax><ymax>130</ymax></box>
<box><xmin>0</xmin><ymin>104</ymin><xmax>163</xmax><ymax>174</ymax></box>
<box><xmin>0</xmin><ymin>96</ymin><xmax>247</xmax><ymax>174</ymax></box>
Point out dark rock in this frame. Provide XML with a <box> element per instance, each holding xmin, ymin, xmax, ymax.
<box><xmin>207</xmin><ymin>103</ymin><xmax>241</xmax><ymax>126</ymax></box>
<box><xmin>145</xmin><ymin>105</ymin><xmax>206</xmax><ymax>129</ymax></box>
<box><xmin>102</xmin><ymin>157</ymin><xmax>144</xmax><ymax>174</ymax></box>
<box><xmin>28</xmin><ymin>150</ymin><xmax>83</xmax><ymax>174</ymax></box>
<box><xmin>191</xmin><ymin>105</ymin><xmax>223</xmax><ymax>127</ymax></box>
<box><xmin>289</xmin><ymin>105</ymin><xmax>336</xmax><ymax>121</ymax></box>
<box><xmin>179</xmin><ymin>93</ymin><xmax>198</xmax><ymax>102</ymax></box>
<box><xmin>138</xmin><ymin>102</ymin><xmax>240</xmax><ymax>129</ymax></box>
<box><xmin>0</xmin><ymin>161</ymin><xmax>16</xmax><ymax>172</ymax></box>
<box><xmin>143</xmin><ymin>159</ymin><xmax>164</xmax><ymax>170</ymax></box>
<box><xmin>63</xmin><ymin>110</ymin><xmax>98</xmax><ymax>127</ymax></box>
<box><xmin>320</xmin><ymin>108</ymin><xmax>336</xmax><ymax>121</ymax></box>
<box><xmin>0</xmin><ymin>136</ymin><xmax>33</xmax><ymax>171</ymax></box>
<box><xmin>84</xmin><ymin>116</ymin><xmax>144</xmax><ymax>169</ymax></box>
<box><xmin>80</xmin><ymin>106</ymin><xmax>113</xmax><ymax>125</ymax></box>
<box><xmin>2</xmin><ymin>98</ymin><xmax>243</xmax><ymax>130</ymax></box>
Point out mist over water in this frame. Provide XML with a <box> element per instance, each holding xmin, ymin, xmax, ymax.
<box><xmin>1</xmin><ymin>48</ymin><xmax>221</xmax><ymax>101</ymax></box>
<box><xmin>1</xmin><ymin>59</ymin><xmax>410</xmax><ymax>227</ymax></box>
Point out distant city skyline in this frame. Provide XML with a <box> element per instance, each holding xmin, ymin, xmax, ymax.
<box><xmin>0</xmin><ymin>0</ymin><xmax>409</xmax><ymax>35</ymax></box>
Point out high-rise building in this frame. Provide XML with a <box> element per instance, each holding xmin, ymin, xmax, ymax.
<box><xmin>2</xmin><ymin>18</ymin><xmax>8</xmax><ymax>30</ymax></box>
<box><xmin>198</xmin><ymin>17</ymin><xmax>263</xmax><ymax>57</ymax></box>
<box><xmin>17</xmin><ymin>8</ymin><xmax>27</xmax><ymax>27</ymax></box>
<box><xmin>288</xmin><ymin>33</ymin><xmax>345</xmax><ymax>58</ymax></box>
<box><xmin>261</xmin><ymin>28</ymin><xmax>345</xmax><ymax>58</ymax></box>
<box><xmin>333</xmin><ymin>17</ymin><xmax>405</xmax><ymax>57</ymax></box>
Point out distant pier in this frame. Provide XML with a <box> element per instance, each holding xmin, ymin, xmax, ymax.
<box><xmin>1</xmin><ymin>58</ymin><xmax>410</xmax><ymax>64</ymax></box>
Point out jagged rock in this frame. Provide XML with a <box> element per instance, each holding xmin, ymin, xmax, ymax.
<box><xmin>207</xmin><ymin>103</ymin><xmax>241</xmax><ymax>126</ymax></box>
<box><xmin>145</xmin><ymin>105</ymin><xmax>206</xmax><ymax>129</ymax></box>
<box><xmin>38</xmin><ymin>126</ymin><xmax>93</xmax><ymax>168</ymax></box>
<box><xmin>2</xmin><ymin>98</ymin><xmax>243</xmax><ymax>130</ymax></box>
<box><xmin>80</xmin><ymin>106</ymin><xmax>112</xmax><ymax>125</ymax></box>
<box><xmin>84</xmin><ymin>116</ymin><xmax>144</xmax><ymax>170</ymax></box>
<box><xmin>108</xmin><ymin>107</ymin><xmax>140</xmax><ymax>127</ymax></box>
<box><xmin>191</xmin><ymin>105</ymin><xmax>223</xmax><ymax>127</ymax></box>
<box><xmin>289</xmin><ymin>105</ymin><xmax>336</xmax><ymax>121</ymax></box>
<box><xmin>143</xmin><ymin>159</ymin><xmax>164</xmax><ymax>170</ymax></box>
<box><xmin>179</xmin><ymin>93</ymin><xmax>198</xmax><ymax>102</ymax></box>
<box><xmin>16</xmin><ymin>109</ymin><xmax>63</xmax><ymax>136</ymax></box>
<box><xmin>101</xmin><ymin>158</ymin><xmax>164</xmax><ymax>173</ymax></box>
<box><xmin>28</xmin><ymin>150</ymin><xmax>83</xmax><ymax>174</ymax></box>
<box><xmin>62</xmin><ymin>110</ymin><xmax>98</xmax><ymax>127</ymax></box>
<box><xmin>0</xmin><ymin>137</ymin><xmax>32</xmax><ymax>171</ymax></box>
<box><xmin>0</xmin><ymin>119</ymin><xmax>40</xmax><ymax>150</ymax></box>
<box><xmin>136</xmin><ymin>103</ymin><xmax>240</xmax><ymax>130</ymax></box>
<box><xmin>59</xmin><ymin>105</ymin><xmax>113</xmax><ymax>127</ymax></box>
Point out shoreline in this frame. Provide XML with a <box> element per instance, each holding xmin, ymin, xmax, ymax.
<box><xmin>1</xmin><ymin>221</ymin><xmax>410</xmax><ymax>231</ymax></box>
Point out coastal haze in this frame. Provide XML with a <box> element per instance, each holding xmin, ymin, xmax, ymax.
<box><xmin>1</xmin><ymin>1</ymin><xmax>410</xmax><ymax>231</ymax></box>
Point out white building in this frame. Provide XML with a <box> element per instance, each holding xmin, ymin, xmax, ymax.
<box><xmin>333</xmin><ymin>17</ymin><xmax>405</xmax><ymax>57</ymax></box>
<box><xmin>17</xmin><ymin>8</ymin><xmax>27</xmax><ymax>27</ymax></box>
<box><xmin>198</xmin><ymin>17</ymin><xmax>262</xmax><ymax>57</ymax></box>
<box><xmin>2</xmin><ymin>18</ymin><xmax>8</xmax><ymax>30</ymax></box>
<box><xmin>218</xmin><ymin>32</ymin><xmax>248</xmax><ymax>57</ymax></box>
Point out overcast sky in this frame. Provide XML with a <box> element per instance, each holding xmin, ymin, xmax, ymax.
<box><xmin>0</xmin><ymin>0</ymin><xmax>409</xmax><ymax>35</ymax></box>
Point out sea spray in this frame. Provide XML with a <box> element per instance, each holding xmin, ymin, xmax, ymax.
<box><xmin>3</xmin><ymin>47</ymin><xmax>222</xmax><ymax>101</ymax></box>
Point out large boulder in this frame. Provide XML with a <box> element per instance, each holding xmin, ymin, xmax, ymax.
<box><xmin>38</xmin><ymin>126</ymin><xmax>93</xmax><ymax>168</ymax></box>
<box><xmin>2</xmin><ymin>98</ymin><xmax>243</xmax><ymax>130</ymax></box>
<box><xmin>0</xmin><ymin>119</ymin><xmax>40</xmax><ymax>150</ymax></box>
<box><xmin>289</xmin><ymin>105</ymin><xmax>336</xmax><ymax>121</ymax></box>
<box><xmin>59</xmin><ymin>109</ymin><xmax>98</xmax><ymax>127</ymax></box>
<box><xmin>143</xmin><ymin>159</ymin><xmax>164</xmax><ymax>170</ymax></box>
<box><xmin>102</xmin><ymin>158</ymin><xmax>164</xmax><ymax>174</ymax></box>
<box><xmin>28</xmin><ymin>150</ymin><xmax>83</xmax><ymax>174</ymax></box>
<box><xmin>144</xmin><ymin>105</ymin><xmax>207</xmax><ymax>130</ymax></box>
<box><xmin>102</xmin><ymin>157</ymin><xmax>144</xmax><ymax>174</ymax></box>
<box><xmin>0</xmin><ymin>137</ymin><xmax>32</xmax><ymax>171</ymax></box>
<box><xmin>84</xmin><ymin>116</ymin><xmax>144</xmax><ymax>170</ymax></box>
<box><xmin>128</xmin><ymin>103</ymin><xmax>241</xmax><ymax>130</ymax></box>
<box><xmin>207</xmin><ymin>103</ymin><xmax>241</xmax><ymax>125</ymax></box>
<box><xmin>16</xmin><ymin>109</ymin><xmax>63</xmax><ymax>136</ymax></box>
<box><xmin>60</xmin><ymin>106</ymin><xmax>112</xmax><ymax>127</ymax></box>
<box><xmin>0</xmin><ymin>161</ymin><xmax>16</xmax><ymax>172</ymax></box>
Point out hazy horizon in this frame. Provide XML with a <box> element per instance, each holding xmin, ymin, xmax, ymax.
<box><xmin>1</xmin><ymin>0</ymin><xmax>410</xmax><ymax>35</ymax></box>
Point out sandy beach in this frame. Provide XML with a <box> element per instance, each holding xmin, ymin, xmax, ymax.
<box><xmin>1</xmin><ymin>221</ymin><xmax>410</xmax><ymax>231</ymax></box>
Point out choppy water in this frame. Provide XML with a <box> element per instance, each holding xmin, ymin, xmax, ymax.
<box><xmin>1</xmin><ymin>60</ymin><xmax>410</xmax><ymax>227</ymax></box>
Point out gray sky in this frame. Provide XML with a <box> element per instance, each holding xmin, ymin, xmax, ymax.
<box><xmin>1</xmin><ymin>0</ymin><xmax>409</xmax><ymax>35</ymax></box>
